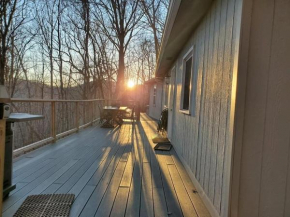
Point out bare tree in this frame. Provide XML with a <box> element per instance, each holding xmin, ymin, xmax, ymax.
<box><xmin>90</xmin><ymin>32</ymin><xmax>116</xmax><ymax>99</ymax></box>
<box><xmin>140</xmin><ymin>0</ymin><xmax>168</xmax><ymax>61</ymax></box>
<box><xmin>93</xmin><ymin>0</ymin><xmax>142</xmax><ymax>97</ymax></box>
<box><xmin>8</xmin><ymin>31</ymin><xmax>36</xmax><ymax>97</ymax></box>
<box><xmin>56</xmin><ymin>0</ymin><xmax>65</xmax><ymax>99</ymax></box>
<box><xmin>0</xmin><ymin>0</ymin><xmax>27</xmax><ymax>85</ymax></box>
<box><xmin>63</xmin><ymin>1</ymin><xmax>91</xmax><ymax>99</ymax></box>
<box><xmin>0</xmin><ymin>0</ymin><xmax>169</xmax><ymax>149</ymax></box>
<box><xmin>34</xmin><ymin>0</ymin><xmax>57</xmax><ymax>99</ymax></box>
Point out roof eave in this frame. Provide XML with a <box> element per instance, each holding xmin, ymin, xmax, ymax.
<box><xmin>155</xmin><ymin>0</ymin><xmax>213</xmax><ymax>77</ymax></box>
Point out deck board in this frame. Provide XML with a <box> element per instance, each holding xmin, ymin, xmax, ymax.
<box><xmin>110</xmin><ymin>187</ymin><xmax>130</xmax><ymax>217</ymax></box>
<box><xmin>156</xmin><ymin>151</ymin><xmax>184</xmax><ymax>217</ymax></box>
<box><xmin>2</xmin><ymin>113</ymin><xmax>210</xmax><ymax>217</ymax></box>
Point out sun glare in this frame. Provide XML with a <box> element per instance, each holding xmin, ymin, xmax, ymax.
<box><xmin>127</xmin><ymin>80</ymin><xmax>135</xmax><ymax>88</ymax></box>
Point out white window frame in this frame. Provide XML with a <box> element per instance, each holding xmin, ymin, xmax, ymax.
<box><xmin>153</xmin><ymin>84</ymin><xmax>157</xmax><ymax>107</ymax></box>
<box><xmin>163</xmin><ymin>77</ymin><xmax>170</xmax><ymax>108</ymax></box>
<box><xmin>168</xmin><ymin>66</ymin><xmax>176</xmax><ymax>111</ymax></box>
<box><xmin>179</xmin><ymin>46</ymin><xmax>194</xmax><ymax>115</ymax></box>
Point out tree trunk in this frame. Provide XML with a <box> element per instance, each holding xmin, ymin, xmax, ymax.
<box><xmin>152</xmin><ymin>25</ymin><xmax>159</xmax><ymax>61</ymax></box>
<box><xmin>50</xmin><ymin>45</ymin><xmax>53</xmax><ymax>99</ymax></box>
<box><xmin>0</xmin><ymin>38</ymin><xmax>7</xmax><ymax>85</ymax></box>
<box><xmin>116</xmin><ymin>43</ymin><xmax>125</xmax><ymax>98</ymax></box>
<box><xmin>57</xmin><ymin>11</ymin><xmax>64</xmax><ymax>99</ymax></box>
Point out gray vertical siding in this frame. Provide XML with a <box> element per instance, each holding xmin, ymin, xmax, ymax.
<box><xmin>169</xmin><ymin>0</ymin><xmax>242</xmax><ymax>216</ymax></box>
<box><xmin>231</xmin><ymin>0</ymin><xmax>290</xmax><ymax>217</ymax></box>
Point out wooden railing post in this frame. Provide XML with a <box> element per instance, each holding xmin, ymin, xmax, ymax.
<box><xmin>91</xmin><ymin>101</ymin><xmax>93</xmax><ymax>125</ymax></box>
<box><xmin>95</xmin><ymin>101</ymin><xmax>97</xmax><ymax>119</ymax></box>
<box><xmin>136</xmin><ymin>101</ymin><xmax>140</xmax><ymax>122</ymax></box>
<box><xmin>0</xmin><ymin>119</ymin><xmax>6</xmax><ymax>214</ymax></box>
<box><xmin>76</xmin><ymin>102</ymin><xmax>79</xmax><ymax>132</ymax></box>
<box><xmin>51</xmin><ymin>101</ymin><xmax>56</xmax><ymax>142</ymax></box>
<box><xmin>83</xmin><ymin>102</ymin><xmax>85</xmax><ymax>125</ymax></box>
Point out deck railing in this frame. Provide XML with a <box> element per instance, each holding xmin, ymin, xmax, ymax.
<box><xmin>10</xmin><ymin>98</ymin><xmax>141</xmax><ymax>156</ymax></box>
<box><xmin>10</xmin><ymin>98</ymin><xmax>107</xmax><ymax>156</ymax></box>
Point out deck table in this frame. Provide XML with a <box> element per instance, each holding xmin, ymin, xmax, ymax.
<box><xmin>101</xmin><ymin>106</ymin><xmax>127</xmax><ymax>128</ymax></box>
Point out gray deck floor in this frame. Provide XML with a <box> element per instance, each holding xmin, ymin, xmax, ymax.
<box><xmin>2</xmin><ymin>114</ymin><xmax>210</xmax><ymax>217</ymax></box>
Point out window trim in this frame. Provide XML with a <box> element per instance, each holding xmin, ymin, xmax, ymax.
<box><xmin>169</xmin><ymin>66</ymin><xmax>177</xmax><ymax>112</ymax></box>
<box><xmin>153</xmin><ymin>84</ymin><xmax>157</xmax><ymax>107</ymax></box>
<box><xmin>179</xmin><ymin>46</ymin><xmax>194</xmax><ymax>115</ymax></box>
<box><xmin>163</xmin><ymin>77</ymin><xmax>170</xmax><ymax>108</ymax></box>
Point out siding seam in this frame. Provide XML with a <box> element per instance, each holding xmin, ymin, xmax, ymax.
<box><xmin>256</xmin><ymin>1</ymin><xmax>276</xmax><ymax>216</ymax></box>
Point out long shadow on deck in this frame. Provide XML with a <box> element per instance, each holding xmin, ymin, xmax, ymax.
<box><xmin>3</xmin><ymin>116</ymin><xmax>208</xmax><ymax>217</ymax></box>
<box><xmin>129</xmin><ymin>120</ymin><xmax>184</xmax><ymax>217</ymax></box>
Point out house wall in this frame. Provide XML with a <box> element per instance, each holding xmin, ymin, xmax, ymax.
<box><xmin>148</xmin><ymin>82</ymin><xmax>163</xmax><ymax>120</ymax></box>
<box><xmin>169</xmin><ymin>0</ymin><xmax>242</xmax><ymax>216</ymax></box>
<box><xmin>231</xmin><ymin>0</ymin><xmax>290</xmax><ymax>217</ymax></box>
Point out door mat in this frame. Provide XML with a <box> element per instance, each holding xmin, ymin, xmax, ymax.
<box><xmin>152</xmin><ymin>135</ymin><xmax>169</xmax><ymax>143</ymax></box>
<box><xmin>13</xmin><ymin>194</ymin><xmax>75</xmax><ymax>217</ymax></box>
<box><xmin>154</xmin><ymin>142</ymin><xmax>172</xmax><ymax>151</ymax></box>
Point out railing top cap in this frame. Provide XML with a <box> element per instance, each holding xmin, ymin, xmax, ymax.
<box><xmin>10</xmin><ymin>98</ymin><xmax>105</xmax><ymax>103</ymax></box>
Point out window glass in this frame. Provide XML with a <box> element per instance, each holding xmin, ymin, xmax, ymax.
<box><xmin>164</xmin><ymin>78</ymin><xmax>169</xmax><ymax>107</ymax></box>
<box><xmin>153</xmin><ymin>84</ymin><xmax>157</xmax><ymax>106</ymax></box>
<box><xmin>182</xmin><ymin>57</ymin><xmax>192</xmax><ymax>110</ymax></box>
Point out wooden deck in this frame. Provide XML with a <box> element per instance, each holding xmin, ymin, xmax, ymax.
<box><xmin>2</xmin><ymin>114</ymin><xmax>210</xmax><ymax>217</ymax></box>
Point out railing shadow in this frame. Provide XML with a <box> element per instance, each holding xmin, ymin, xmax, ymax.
<box><xmin>126</xmin><ymin>116</ymin><xmax>183</xmax><ymax>216</ymax></box>
<box><xmin>6</xmin><ymin>116</ymin><xmax>187</xmax><ymax>216</ymax></box>
<box><xmin>138</xmin><ymin>113</ymin><xmax>159</xmax><ymax>133</ymax></box>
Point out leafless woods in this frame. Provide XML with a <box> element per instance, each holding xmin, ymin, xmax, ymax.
<box><xmin>1</xmin><ymin>0</ymin><xmax>168</xmax><ymax>99</ymax></box>
<box><xmin>0</xmin><ymin>0</ymin><xmax>168</xmax><ymax>149</ymax></box>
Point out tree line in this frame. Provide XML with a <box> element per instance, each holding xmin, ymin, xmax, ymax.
<box><xmin>0</xmin><ymin>0</ymin><xmax>168</xmax><ymax>149</ymax></box>
<box><xmin>1</xmin><ymin>0</ymin><xmax>168</xmax><ymax>100</ymax></box>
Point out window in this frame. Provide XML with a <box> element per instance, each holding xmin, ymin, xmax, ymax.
<box><xmin>153</xmin><ymin>84</ymin><xmax>157</xmax><ymax>106</ymax></box>
<box><xmin>182</xmin><ymin>57</ymin><xmax>192</xmax><ymax>110</ymax></box>
<box><xmin>180</xmin><ymin>47</ymin><xmax>194</xmax><ymax>114</ymax></box>
<box><xmin>180</xmin><ymin>46</ymin><xmax>197</xmax><ymax>115</ymax></box>
<box><xmin>164</xmin><ymin>77</ymin><xmax>170</xmax><ymax>108</ymax></box>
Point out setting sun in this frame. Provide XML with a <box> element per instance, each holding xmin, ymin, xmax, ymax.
<box><xmin>127</xmin><ymin>80</ymin><xmax>135</xmax><ymax>88</ymax></box>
